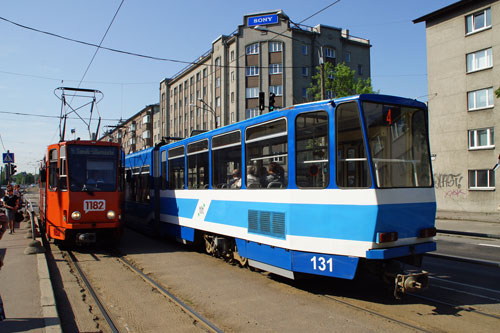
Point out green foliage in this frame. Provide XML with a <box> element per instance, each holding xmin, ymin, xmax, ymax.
<box><xmin>496</xmin><ymin>86</ymin><xmax>500</xmax><ymax>98</ymax></box>
<box><xmin>307</xmin><ymin>62</ymin><xmax>375</xmax><ymax>101</ymax></box>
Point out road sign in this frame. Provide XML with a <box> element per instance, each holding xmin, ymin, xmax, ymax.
<box><xmin>2</xmin><ymin>152</ymin><xmax>14</xmax><ymax>164</ymax></box>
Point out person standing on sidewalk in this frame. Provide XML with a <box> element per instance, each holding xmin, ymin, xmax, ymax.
<box><xmin>2</xmin><ymin>185</ymin><xmax>19</xmax><ymax>234</ymax></box>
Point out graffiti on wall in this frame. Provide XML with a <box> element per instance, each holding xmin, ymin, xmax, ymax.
<box><xmin>433</xmin><ymin>173</ymin><xmax>466</xmax><ymax>198</ymax></box>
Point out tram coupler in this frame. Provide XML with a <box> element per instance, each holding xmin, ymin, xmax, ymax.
<box><xmin>76</xmin><ymin>232</ymin><xmax>96</xmax><ymax>244</ymax></box>
<box><xmin>394</xmin><ymin>270</ymin><xmax>428</xmax><ymax>298</ymax></box>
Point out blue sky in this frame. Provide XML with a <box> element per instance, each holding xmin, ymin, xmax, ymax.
<box><xmin>0</xmin><ymin>0</ymin><xmax>456</xmax><ymax>173</ymax></box>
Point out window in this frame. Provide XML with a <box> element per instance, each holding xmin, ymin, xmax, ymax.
<box><xmin>468</xmin><ymin>88</ymin><xmax>494</xmax><ymax>110</ymax></box>
<box><xmin>203</xmin><ymin>68</ymin><xmax>207</xmax><ymax>78</ymax></box>
<box><xmin>246</xmin><ymin>108</ymin><xmax>259</xmax><ymax>119</ymax></box>
<box><xmin>212</xmin><ymin>131</ymin><xmax>241</xmax><ymax>189</ymax></box>
<box><xmin>469</xmin><ymin>169</ymin><xmax>495</xmax><ymax>190</ymax></box>
<box><xmin>324</xmin><ymin>47</ymin><xmax>336</xmax><ymax>58</ymax></box>
<box><xmin>59</xmin><ymin>146</ymin><xmax>67</xmax><ymax>190</ymax></box>
<box><xmin>196</xmin><ymin>72</ymin><xmax>200</xmax><ymax>82</ymax></box>
<box><xmin>187</xmin><ymin>140</ymin><xmax>209</xmax><ymax>189</ymax></box>
<box><xmin>302</xmin><ymin>67</ymin><xmax>309</xmax><ymax>77</ymax></box>
<box><xmin>469</xmin><ymin>128</ymin><xmax>494</xmax><ymax>149</ymax></box>
<box><xmin>245</xmin><ymin>118</ymin><xmax>288</xmax><ymax>189</ymax></box>
<box><xmin>270</xmin><ymin>85</ymin><xmax>282</xmax><ymax>96</ymax></box>
<box><xmin>231</xmin><ymin>92</ymin><xmax>234</xmax><ymax>103</ymax></box>
<box><xmin>246</xmin><ymin>87</ymin><xmax>259</xmax><ymax>98</ymax></box>
<box><xmin>345</xmin><ymin>52</ymin><xmax>351</xmax><ymax>63</ymax></box>
<box><xmin>358</xmin><ymin>64</ymin><xmax>363</xmax><ymax>75</ymax></box>
<box><xmin>231</xmin><ymin>71</ymin><xmax>235</xmax><ymax>81</ymax></box>
<box><xmin>296</xmin><ymin>111</ymin><xmax>329</xmax><ymax>188</ymax></box>
<box><xmin>215</xmin><ymin>57</ymin><xmax>221</xmax><ymax>67</ymax></box>
<box><xmin>246</xmin><ymin>66</ymin><xmax>259</xmax><ymax>76</ymax></box>
<box><xmin>336</xmin><ymin>102</ymin><xmax>370</xmax><ymax>188</ymax></box>
<box><xmin>48</xmin><ymin>149</ymin><xmax>58</xmax><ymax>191</ymax></box>
<box><xmin>128</xmin><ymin>165</ymin><xmax>150</xmax><ymax>203</ymax></box>
<box><xmin>302</xmin><ymin>45</ymin><xmax>308</xmax><ymax>55</ymax></box>
<box><xmin>302</xmin><ymin>88</ymin><xmax>308</xmax><ymax>99</ymax></box>
<box><xmin>269</xmin><ymin>42</ymin><xmax>282</xmax><ymax>52</ymax></box>
<box><xmin>326</xmin><ymin>90</ymin><xmax>334</xmax><ymax>99</ymax></box>
<box><xmin>231</xmin><ymin>50</ymin><xmax>235</xmax><ymax>61</ymax></box>
<box><xmin>161</xmin><ymin>151</ymin><xmax>167</xmax><ymax>190</ymax></box>
<box><xmin>467</xmin><ymin>48</ymin><xmax>492</xmax><ymax>72</ymax></box>
<box><xmin>269</xmin><ymin>64</ymin><xmax>282</xmax><ymax>74</ymax></box>
<box><xmin>246</xmin><ymin>43</ymin><xmax>259</xmax><ymax>55</ymax></box>
<box><xmin>216</xmin><ymin>97</ymin><xmax>221</xmax><ymax>107</ymax></box>
<box><xmin>216</xmin><ymin>77</ymin><xmax>221</xmax><ymax>87</ymax></box>
<box><xmin>466</xmin><ymin>8</ymin><xmax>491</xmax><ymax>34</ymax></box>
<box><xmin>168</xmin><ymin>146</ymin><xmax>185</xmax><ymax>189</ymax></box>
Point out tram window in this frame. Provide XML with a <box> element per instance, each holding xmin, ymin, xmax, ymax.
<box><xmin>245</xmin><ymin>118</ymin><xmax>288</xmax><ymax>189</ymax></box>
<box><xmin>295</xmin><ymin>111</ymin><xmax>329</xmax><ymax>188</ymax></box>
<box><xmin>59</xmin><ymin>146</ymin><xmax>68</xmax><ymax>191</ymax></box>
<box><xmin>161</xmin><ymin>150</ymin><xmax>167</xmax><ymax>190</ymax></box>
<box><xmin>212</xmin><ymin>131</ymin><xmax>241</xmax><ymax>189</ymax></box>
<box><xmin>187</xmin><ymin>140</ymin><xmax>209</xmax><ymax>189</ymax></box>
<box><xmin>336</xmin><ymin>102</ymin><xmax>371</xmax><ymax>188</ymax></box>
<box><xmin>48</xmin><ymin>149</ymin><xmax>58</xmax><ymax>191</ymax></box>
<box><xmin>137</xmin><ymin>166</ymin><xmax>150</xmax><ymax>202</ymax></box>
<box><xmin>168</xmin><ymin>146</ymin><xmax>185</xmax><ymax>189</ymax></box>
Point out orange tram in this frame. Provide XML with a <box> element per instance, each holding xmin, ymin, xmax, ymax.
<box><xmin>39</xmin><ymin>139</ymin><xmax>124</xmax><ymax>245</ymax></box>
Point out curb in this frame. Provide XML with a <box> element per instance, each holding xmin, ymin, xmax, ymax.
<box><xmin>37</xmin><ymin>238</ymin><xmax>62</xmax><ymax>332</ymax></box>
<box><xmin>437</xmin><ymin>229</ymin><xmax>500</xmax><ymax>240</ymax></box>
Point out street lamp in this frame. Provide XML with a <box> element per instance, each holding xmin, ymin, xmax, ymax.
<box><xmin>197</xmin><ymin>98</ymin><xmax>218</xmax><ymax>129</ymax></box>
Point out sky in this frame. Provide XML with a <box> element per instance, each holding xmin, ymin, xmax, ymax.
<box><xmin>0</xmin><ymin>0</ymin><xmax>457</xmax><ymax>174</ymax></box>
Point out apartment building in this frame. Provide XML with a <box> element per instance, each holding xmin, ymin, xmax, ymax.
<box><xmin>161</xmin><ymin>10</ymin><xmax>371</xmax><ymax>139</ymax></box>
<box><xmin>414</xmin><ymin>0</ymin><xmax>500</xmax><ymax>213</ymax></box>
<box><xmin>101</xmin><ymin>104</ymin><xmax>159</xmax><ymax>154</ymax></box>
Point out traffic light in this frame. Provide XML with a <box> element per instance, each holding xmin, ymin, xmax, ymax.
<box><xmin>258</xmin><ymin>91</ymin><xmax>265</xmax><ymax>111</ymax></box>
<box><xmin>269</xmin><ymin>93</ymin><xmax>276</xmax><ymax>111</ymax></box>
<box><xmin>10</xmin><ymin>164</ymin><xmax>17</xmax><ymax>176</ymax></box>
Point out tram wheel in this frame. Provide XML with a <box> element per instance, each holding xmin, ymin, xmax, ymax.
<box><xmin>204</xmin><ymin>235</ymin><xmax>214</xmax><ymax>254</ymax></box>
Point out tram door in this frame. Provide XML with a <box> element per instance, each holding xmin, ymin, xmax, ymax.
<box><xmin>335</xmin><ymin>102</ymin><xmax>371</xmax><ymax>188</ymax></box>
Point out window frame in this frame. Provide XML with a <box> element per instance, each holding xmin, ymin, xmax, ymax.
<box><xmin>469</xmin><ymin>169</ymin><xmax>495</xmax><ymax>190</ymax></box>
<box><xmin>466</xmin><ymin>48</ymin><xmax>493</xmax><ymax>73</ymax></box>
<box><xmin>269</xmin><ymin>63</ymin><xmax>283</xmax><ymax>75</ymax></box>
<box><xmin>246</xmin><ymin>43</ymin><xmax>259</xmax><ymax>55</ymax></box>
<box><xmin>269</xmin><ymin>41</ymin><xmax>282</xmax><ymax>53</ymax></box>
<box><xmin>246</xmin><ymin>66</ymin><xmax>260</xmax><ymax>76</ymax></box>
<box><xmin>468</xmin><ymin>127</ymin><xmax>494</xmax><ymax>150</ymax></box>
<box><xmin>466</xmin><ymin>7</ymin><xmax>491</xmax><ymax>35</ymax></box>
<box><xmin>467</xmin><ymin>87</ymin><xmax>494</xmax><ymax>111</ymax></box>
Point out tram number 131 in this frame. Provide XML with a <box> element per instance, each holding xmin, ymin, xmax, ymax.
<box><xmin>310</xmin><ymin>256</ymin><xmax>333</xmax><ymax>272</ymax></box>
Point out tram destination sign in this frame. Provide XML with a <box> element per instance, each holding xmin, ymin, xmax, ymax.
<box><xmin>248</xmin><ymin>14</ymin><xmax>278</xmax><ymax>27</ymax></box>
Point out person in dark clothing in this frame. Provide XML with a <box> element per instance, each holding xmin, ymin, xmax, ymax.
<box><xmin>2</xmin><ymin>185</ymin><xmax>19</xmax><ymax>234</ymax></box>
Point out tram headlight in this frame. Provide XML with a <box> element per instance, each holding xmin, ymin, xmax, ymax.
<box><xmin>107</xmin><ymin>210</ymin><xmax>116</xmax><ymax>220</ymax></box>
<box><xmin>71</xmin><ymin>211</ymin><xmax>82</xmax><ymax>221</ymax></box>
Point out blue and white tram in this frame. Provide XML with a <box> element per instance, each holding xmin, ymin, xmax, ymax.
<box><xmin>124</xmin><ymin>94</ymin><xmax>436</xmax><ymax>295</ymax></box>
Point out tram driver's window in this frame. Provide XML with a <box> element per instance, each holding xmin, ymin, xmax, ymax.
<box><xmin>336</xmin><ymin>102</ymin><xmax>371</xmax><ymax>188</ymax></box>
<box><xmin>168</xmin><ymin>146</ymin><xmax>185</xmax><ymax>190</ymax></box>
<box><xmin>48</xmin><ymin>149</ymin><xmax>58</xmax><ymax>191</ymax></box>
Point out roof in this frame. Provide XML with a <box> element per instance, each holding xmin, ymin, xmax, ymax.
<box><xmin>413</xmin><ymin>0</ymin><xmax>490</xmax><ymax>23</ymax></box>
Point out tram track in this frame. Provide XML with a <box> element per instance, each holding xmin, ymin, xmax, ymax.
<box><xmin>62</xmin><ymin>248</ymin><xmax>223</xmax><ymax>333</ymax></box>
<box><xmin>66</xmin><ymin>250</ymin><xmax>119</xmax><ymax>333</ymax></box>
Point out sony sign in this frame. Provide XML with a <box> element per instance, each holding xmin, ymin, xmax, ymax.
<box><xmin>248</xmin><ymin>14</ymin><xmax>278</xmax><ymax>27</ymax></box>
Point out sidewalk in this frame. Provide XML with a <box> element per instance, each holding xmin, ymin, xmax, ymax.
<box><xmin>0</xmin><ymin>218</ymin><xmax>60</xmax><ymax>332</ymax></box>
<box><xmin>436</xmin><ymin>210</ymin><xmax>500</xmax><ymax>237</ymax></box>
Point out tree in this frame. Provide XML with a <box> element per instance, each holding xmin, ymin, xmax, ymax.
<box><xmin>307</xmin><ymin>62</ymin><xmax>375</xmax><ymax>101</ymax></box>
<box><xmin>496</xmin><ymin>86</ymin><xmax>500</xmax><ymax>98</ymax></box>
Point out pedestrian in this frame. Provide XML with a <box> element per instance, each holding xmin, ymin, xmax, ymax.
<box><xmin>2</xmin><ymin>185</ymin><xmax>19</xmax><ymax>234</ymax></box>
<box><xmin>228</xmin><ymin>169</ymin><xmax>241</xmax><ymax>188</ymax></box>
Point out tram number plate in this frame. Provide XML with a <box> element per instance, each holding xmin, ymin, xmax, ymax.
<box><xmin>310</xmin><ymin>256</ymin><xmax>333</xmax><ymax>272</ymax></box>
<box><xmin>84</xmin><ymin>200</ymin><xmax>106</xmax><ymax>213</ymax></box>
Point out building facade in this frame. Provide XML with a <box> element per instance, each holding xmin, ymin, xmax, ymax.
<box><xmin>414</xmin><ymin>0</ymin><xmax>500</xmax><ymax>213</ymax></box>
<box><xmin>161</xmin><ymin>10</ymin><xmax>371</xmax><ymax>139</ymax></box>
<box><xmin>101</xmin><ymin>104</ymin><xmax>159</xmax><ymax>154</ymax></box>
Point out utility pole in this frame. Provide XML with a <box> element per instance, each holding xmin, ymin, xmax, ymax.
<box><xmin>318</xmin><ymin>48</ymin><xmax>325</xmax><ymax>100</ymax></box>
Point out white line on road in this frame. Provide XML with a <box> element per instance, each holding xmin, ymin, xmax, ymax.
<box><xmin>478</xmin><ymin>243</ymin><xmax>500</xmax><ymax>248</ymax></box>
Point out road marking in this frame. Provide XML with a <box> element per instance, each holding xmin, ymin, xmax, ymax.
<box><xmin>430</xmin><ymin>276</ymin><xmax>500</xmax><ymax>296</ymax></box>
<box><xmin>478</xmin><ymin>243</ymin><xmax>500</xmax><ymax>248</ymax></box>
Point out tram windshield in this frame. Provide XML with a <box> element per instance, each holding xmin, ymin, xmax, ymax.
<box><xmin>67</xmin><ymin>145</ymin><xmax>118</xmax><ymax>192</ymax></box>
<box><xmin>362</xmin><ymin>102</ymin><xmax>432</xmax><ymax>188</ymax></box>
